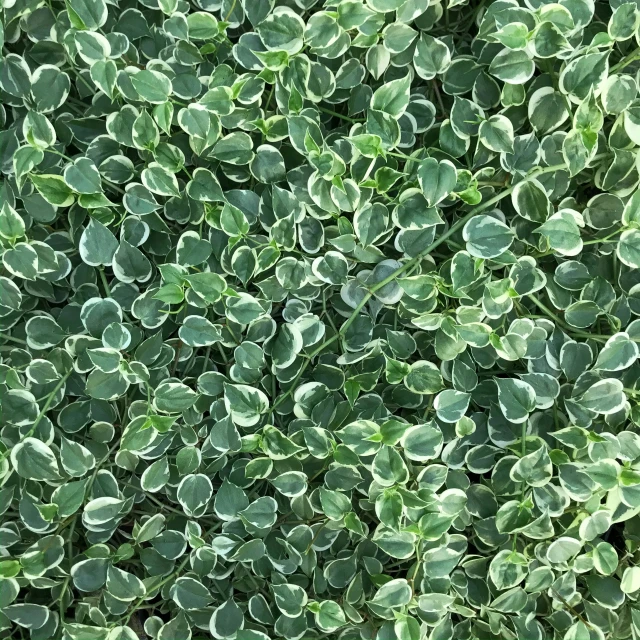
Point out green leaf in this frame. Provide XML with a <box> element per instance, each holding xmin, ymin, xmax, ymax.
<box><xmin>371</xmin><ymin>579</ymin><xmax>412</xmax><ymax>608</ymax></box>
<box><xmin>404</xmin><ymin>361</ymin><xmax>443</xmax><ymax>394</ymax></box>
<box><xmin>30</xmin><ymin>174</ymin><xmax>75</xmax><ymax>207</ymax></box>
<box><xmin>371</xmin><ymin>74</ymin><xmax>411</xmax><ymax>119</ymax></box>
<box><xmin>0</xmin><ymin>203</ymin><xmax>25</xmax><ymax>240</ymax></box>
<box><xmin>417</xmin><ymin>158</ymin><xmax>457</xmax><ymax>206</ymax></box>
<box><xmin>131</xmin><ymin>70</ymin><xmax>172</xmax><ymax>104</ymax></box>
<box><xmin>79</xmin><ymin>218</ymin><xmax>119</xmax><ymax>267</ymax></box>
<box><xmin>463</xmin><ymin>215</ymin><xmax>514</xmax><ymax>258</ymax></box>
<box><xmin>11</xmin><ymin>438</ymin><xmax>61</xmax><ymax>481</ymax></box>
<box><xmin>178</xmin><ymin>316</ymin><xmax>222</xmax><ymax>347</ymax></box>
<box><xmin>495</xmin><ymin>378</ymin><xmax>536</xmax><ymax>424</ymax></box>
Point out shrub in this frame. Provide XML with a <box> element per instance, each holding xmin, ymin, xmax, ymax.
<box><xmin>2</xmin><ymin>0</ymin><xmax>640</xmax><ymax>639</ymax></box>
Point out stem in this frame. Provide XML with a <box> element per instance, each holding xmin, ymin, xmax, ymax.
<box><xmin>45</xmin><ymin>148</ymin><xmax>74</xmax><ymax>163</ymax></box>
<box><xmin>385</xmin><ymin>150</ymin><xmax>421</xmax><ymax>167</ymax></box>
<box><xmin>119</xmin><ymin>522</ymin><xmax>221</xmax><ymax>626</ymax></box>
<box><xmin>526</xmin><ymin>295</ymin><xmax>607</xmax><ymax>342</ymax></box>
<box><xmin>58</xmin><ymin>575</ymin><xmax>71</xmax><ymax>622</ymax></box>
<box><xmin>317</xmin><ymin>106</ymin><xmax>364</xmax><ymax>124</ymax></box>
<box><xmin>512</xmin><ymin>419</ymin><xmax>528</xmax><ymax>552</ymax></box>
<box><xmin>550</xmin><ymin>587</ymin><xmax>593</xmax><ymax>628</ymax></box>
<box><xmin>201</xmin><ymin>346</ymin><xmax>212</xmax><ymax>374</ymax></box>
<box><xmin>534</xmin><ymin>228</ymin><xmax>623</xmax><ymax>258</ymax></box>
<box><xmin>66</xmin><ymin>516</ymin><xmax>77</xmax><ymax>563</ymax></box>
<box><xmin>119</xmin><ymin>481</ymin><xmax>184</xmax><ymax>515</ymax></box>
<box><xmin>216</xmin><ymin>342</ymin><xmax>228</xmax><ymax>365</ymax></box>
<box><xmin>0</xmin><ymin>334</ymin><xmax>28</xmax><ymax>345</ymax></box>
<box><xmin>99</xmin><ymin>267</ymin><xmax>111</xmax><ymax>297</ymax></box>
<box><xmin>102</xmin><ymin>178</ymin><xmax>125</xmax><ymax>195</ymax></box>
<box><xmin>0</xmin><ymin>369</ymin><xmax>72</xmax><ymax>464</ymax></box>
<box><xmin>464</xmin><ymin>0</ymin><xmax>487</xmax><ymax>29</ymax></box>
<box><xmin>583</xmin><ymin>228</ymin><xmax>622</xmax><ymax>245</ymax></box>
<box><xmin>306</xmin><ymin>522</ymin><xmax>327</xmax><ymax>553</ymax></box>
<box><xmin>432</xmin><ymin>79</ymin><xmax>446</xmax><ymax>116</ymax></box>
<box><xmin>171</xmin><ymin>341</ymin><xmax>183</xmax><ymax>376</ymax></box>
<box><xmin>611</xmin><ymin>46</ymin><xmax>640</xmax><ymax>73</ymax></box>
<box><xmin>265</xmin><ymin>84</ymin><xmax>275</xmax><ymax>112</ymax></box>
<box><xmin>224</xmin><ymin>0</ymin><xmax>237</xmax><ymax>21</ymax></box>
<box><xmin>270</xmin><ymin>160</ymin><xmax>583</xmax><ymax>413</ymax></box>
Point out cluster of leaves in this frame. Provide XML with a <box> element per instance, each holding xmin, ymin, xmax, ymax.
<box><xmin>4</xmin><ymin>0</ymin><xmax>640</xmax><ymax>639</ymax></box>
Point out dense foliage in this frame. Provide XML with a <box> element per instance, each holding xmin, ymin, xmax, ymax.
<box><xmin>3</xmin><ymin>0</ymin><xmax>640</xmax><ymax>638</ymax></box>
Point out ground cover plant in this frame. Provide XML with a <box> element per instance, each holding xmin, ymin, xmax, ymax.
<box><xmin>3</xmin><ymin>0</ymin><xmax>640</xmax><ymax>639</ymax></box>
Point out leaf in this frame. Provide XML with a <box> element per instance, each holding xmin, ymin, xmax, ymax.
<box><xmin>79</xmin><ymin>218</ymin><xmax>119</xmax><ymax>267</ymax></box>
<box><xmin>179</xmin><ymin>316</ymin><xmax>222</xmax><ymax>347</ymax></box>
<box><xmin>404</xmin><ymin>361</ymin><xmax>443</xmax><ymax>394</ymax></box>
<box><xmin>463</xmin><ymin>215</ymin><xmax>514</xmax><ymax>259</ymax></box>
<box><xmin>177</xmin><ymin>474</ymin><xmax>213</xmax><ymax>517</ymax></box>
<box><xmin>67</xmin><ymin>0</ymin><xmax>108</xmax><ymax>30</ymax></box>
<box><xmin>256</xmin><ymin>7</ymin><xmax>304</xmax><ymax>53</ymax></box>
<box><xmin>593</xmin><ymin>333</ymin><xmax>638</xmax><ymax>371</ymax></box>
<box><xmin>617</xmin><ymin>229</ymin><xmax>640</xmax><ymax>268</ymax></box>
<box><xmin>131</xmin><ymin>70</ymin><xmax>172</xmax><ymax>104</ymax></box>
<box><xmin>495</xmin><ymin>378</ymin><xmax>536</xmax><ymax>424</ymax></box>
<box><xmin>414</xmin><ymin>34</ymin><xmax>451</xmax><ymax>80</ymax></box>
<box><xmin>0</xmin><ymin>203</ymin><xmax>25</xmax><ymax>240</ymax></box>
<box><xmin>64</xmin><ymin>158</ymin><xmax>102</xmax><ymax>194</ymax></box>
<box><xmin>11</xmin><ymin>438</ymin><xmax>61</xmax><ymax>481</ymax></box>
<box><xmin>30</xmin><ymin>174</ymin><xmax>75</xmax><ymax>207</ymax></box>
<box><xmin>371</xmin><ymin>74</ymin><xmax>411</xmax><ymax>119</ymax></box>
<box><xmin>3</xmin><ymin>604</ymin><xmax>50</xmax><ymax>629</ymax></box>
<box><xmin>224</xmin><ymin>383</ymin><xmax>269</xmax><ymax>427</ymax></box>
<box><xmin>171</xmin><ymin>576</ymin><xmax>212</xmax><ymax>610</ymax></box>
<box><xmin>106</xmin><ymin>565</ymin><xmax>146</xmax><ymax>601</ymax></box>
<box><xmin>479</xmin><ymin>115</ymin><xmax>514</xmax><ymax>153</ymax></box>
<box><xmin>417</xmin><ymin>158</ymin><xmax>457</xmax><ymax>206</ymax></box>
<box><xmin>371</xmin><ymin>579</ymin><xmax>412</xmax><ymax>608</ymax></box>
<box><xmin>141</xmin><ymin>457</ymin><xmax>170</xmax><ymax>493</ymax></box>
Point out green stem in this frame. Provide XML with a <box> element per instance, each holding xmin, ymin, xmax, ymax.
<box><xmin>119</xmin><ymin>522</ymin><xmax>221</xmax><ymax>626</ymax></box>
<box><xmin>216</xmin><ymin>342</ymin><xmax>228</xmax><ymax>365</ymax></box>
<box><xmin>0</xmin><ymin>370</ymin><xmax>72</xmax><ymax>463</ymax></box>
<box><xmin>66</xmin><ymin>516</ymin><xmax>77</xmax><ymax>565</ymax></box>
<box><xmin>550</xmin><ymin>587</ymin><xmax>593</xmax><ymax>628</ymax></box>
<box><xmin>265</xmin><ymin>84</ymin><xmax>275</xmax><ymax>112</ymax></box>
<box><xmin>99</xmin><ymin>267</ymin><xmax>111</xmax><ymax>297</ymax></box>
<box><xmin>464</xmin><ymin>0</ymin><xmax>487</xmax><ymax>29</ymax></box>
<box><xmin>385</xmin><ymin>150</ymin><xmax>416</xmax><ymax>161</ymax></box>
<box><xmin>102</xmin><ymin>178</ymin><xmax>125</xmax><ymax>195</ymax></box>
<box><xmin>317</xmin><ymin>106</ymin><xmax>364</xmax><ymax>124</ymax></box>
<box><xmin>271</xmin><ymin>160</ymin><xmax>583</xmax><ymax>413</ymax></box>
<box><xmin>120</xmin><ymin>481</ymin><xmax>184</xmax><ymax>515</ymax></box>
<box><xmin>201</xmin><ymin>346</ymin><xmax>212</xmax><ymax>374</ymax></box>
<box><xmin>58</xmin><ymin>575</ymin><xmax>71</xmax><ymax>623</ymax></box>
<box><xmin>45</xmin><ymin>148</ymin><xmax>74</xmax><ymax>163</ymax></box>
<box><xmin>611</xmin><ymin>46</ymin><xmax>640</xmax><ymax>73</ymax></box>
<box><xmin>534</xmin><ymin>228</ymin><xmax>623</xmax><ymax>258</ymax></box>
<box><xmin>512</xmin><ymin>420</ymin><xmax>529</xmax><ymax>552</ymax></box>
<box><xmin>583</xmin><ymin>229</ymin><xmax>623</xmax><ymax>245</ymax></box>
<box><xmin>224</xmin><ymin>0</ymin><xmax>237</xmax><ymax>21</ymax></box>
<box><xmin>0</xmin><ymin>334</ymin><xmax>28</xmax><ymax>346</ymax></box>
<box><xmin>432</xmin><ymin>79</ymin><xmax>446</xmax><ymax>116</ymax></box>
<box><xmin>526</xmin><ymin>295</ymin><xmax>608</xmax><ymax>342</ymax></box>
